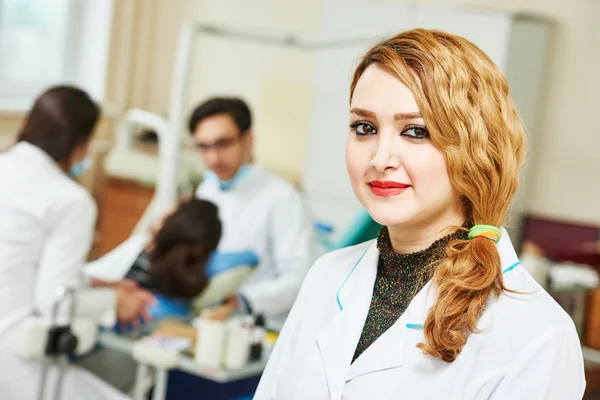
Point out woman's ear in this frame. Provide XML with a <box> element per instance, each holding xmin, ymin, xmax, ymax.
<box><xmin>242</xmin><ymin>130</ymin><xmax>254</xmax><ymax>162</ymax></box>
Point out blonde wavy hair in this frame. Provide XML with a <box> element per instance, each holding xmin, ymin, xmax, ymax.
<box><xmin>350</xmin><ymin>29</ymin><xmax>526</xmax><ymax>362</ymax></box>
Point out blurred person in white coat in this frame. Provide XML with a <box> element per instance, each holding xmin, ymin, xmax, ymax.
<box><xmin>189</xmin><ymin>98</ymin><xmax>313</xmax><ymax>326</ymax></box>
<box><xmin>254</xmin><ymin>29</ymin><xmax>586</xmax><ymax>400</ymax></box>
<box><xmin>0</xmin><ymin>86</ymin><xmax>153</xmax><ymax>399</ymax></box>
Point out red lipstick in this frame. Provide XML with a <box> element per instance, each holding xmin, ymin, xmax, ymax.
<box><xmin>368</xmin><ymin>180</ymin><xmax>410</xmax><ymax>197</ymax></box>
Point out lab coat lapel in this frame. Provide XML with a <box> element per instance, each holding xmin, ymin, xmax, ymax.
<box><xmin>404</xmin><ymin>280</ymin><xmax>437</xmax><ymax>330</ymax></box>
<box><xmin>339</xmin><ymin>228</ymin><xmax>521</xmax><ymax>387</ymax></box>
<box><xmin>381</xmin><ymin>227</ymin><xmax>520</xmax><ymax>340</ymax></box>
<box><xmin>346</xmin><ymin>279</ymin><xmax>435</xmax><ymax>380</ymax></box>
<box><xmin>214</xmin><ymin>167</ymin><xmax>259</xmax><ymax>232</ymax></box>
<box><xmin>497</xmin><ymin>227</ymin><xmax>520</xmax><ymax>273</ymax></box>
<box><xmin>345</xmin><ymin>316</ymin><xmax>407</xmax><ymax>380</ymax></box>
<box><xmin>316</xmin><ymin>242</ymin><xmax>379</xmax><ymax>400</ymax></box>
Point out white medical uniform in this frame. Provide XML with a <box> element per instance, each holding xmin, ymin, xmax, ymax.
<box><xmin>195</xmin><ymin>165</ymin><xmax>313</xmax><ymax>323</ymax></box>
<box><xmin>83</xmin><ymin>234</ymin><xmax>150</xmax><ymax>282</ymax></box>
<box><xmin>255</xmin><ymin>228</ymin><xmax>586</xmax><ymax>400</ymax></box>
<box><xmin>0</xmin><ymin>142</ymin><xmax>128</xmax><ymax>400</ymax></box>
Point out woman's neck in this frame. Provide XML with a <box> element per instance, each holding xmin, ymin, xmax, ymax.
<box><xmin>387</xmin><ymin>215</ymin><xmax>466</xmax><ymax>255</ymax></box>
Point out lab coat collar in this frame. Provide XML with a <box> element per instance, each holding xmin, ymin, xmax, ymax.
<box><xmin>322</xmin><ymin>227</ymin><xmax>521</xmax><ymax>393</ymax></box>
<box><xmin>317</xmin><ymin>242</ymin><xmax>380</xmax><ymax>400</ymax></box>
<box><xmin>496</xmin><ymin>227</ymin><xmax>520</xmax><ymax>271</ymax></box>
<box><xmin>10</xmin><ymin>141</ymin><xmax>64</xmax><ymax>175</ymax></box>
<box><xmin>403</xmin><ymin>226</ymin><xmax>521</xmax><ymax>328</ymax></box>
<box><xmin>345</xmin><ymin>295</ymin><xmax>411</xmax><ymax>380</ymax></box>
<box><xmin>334</xmin><ymin>241</ymin><xmax>377</xmax><ymax>312</ymax></box>
<box><xmin>204</xmin><ymin>164</ymin><xmax>257</xmax><ymax>192</ymax></box>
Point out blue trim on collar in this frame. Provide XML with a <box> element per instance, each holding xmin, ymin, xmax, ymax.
<box><xmin>337</xmin><ymin>247</ymin><xmax>369</xmax><ymax>311</ymax></box>
<box><xmin>502</xmin><ymin>261</ymin><xmax>521</xmax><ymax>274</ymax></box>
<box><xmin>403</xmin><ymin>261</ymin><xmax>521</xmax><ymax>329</ymax></box>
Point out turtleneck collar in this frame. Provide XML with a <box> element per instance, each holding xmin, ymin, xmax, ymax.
<box><xmin>376</xmin><ymin>225</ymin><xmax>469</xmax><ymax>280</ymax></box>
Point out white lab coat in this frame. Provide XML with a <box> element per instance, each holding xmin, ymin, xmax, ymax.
<box><xmin>83</xmin><ymin>233</ymin><xmax>150</xmax><ymax>282</ymax></box>
<box><xmin>0</xmin><ymin>142</ymin><xmax>128</xmax><ymax>400</ymax></box>
<box><xmin>195</xmin><ymin>165</ymin><xmax>313</xmax><ymax>323</ymax></box>
<box><xmin>255</xmin><ymin>228</ymin><xmax>586</xmax><ymax>400</ymax></box>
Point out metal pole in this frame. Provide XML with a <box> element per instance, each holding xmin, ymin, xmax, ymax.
<box><xmin>152</xmin><ymin>368</ymin><xmax>169</xmax><ymax>400</ymax></box>
<box><xmin>53</xmin><ymin>357</ymin><xmax>69</xmax><ymax>400</ymax></box>
<box><xmin>37</xmin><ymin>359</ymin><xmax>51</xmax><ymax>400</ymax></box>
<box><xmin>134</xmin><ymin>363</ymin><xmax>151</xmax><ymax>400</ymax></box>
<box><xmin>37</xmin><ymin>287</ymin><xmax>77</xmax><ymax>400</ymax></box>
<box><xmin>193</xmin><ymin>23</ymin><xmax>382</xmax><ymax>50</ymax></box>
<box><xmin>165</xmin><ymin>23</ymin><xmax>196</xmax><ymax>201</ymax></box>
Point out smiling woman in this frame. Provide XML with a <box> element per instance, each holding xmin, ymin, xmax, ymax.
<box><xmin>347</xmin><ymin>64</ymin><xmax>463</xmax><ymax>245</ymax></box>
<box><xmin>254</xmin><ymin>28</ymin><xmax>585</xmax><ymax>400</ymax></box>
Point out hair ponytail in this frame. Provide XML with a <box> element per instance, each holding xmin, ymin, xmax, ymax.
<box><xmin>150</xmin><ymin>243</ymin><xmax>211</xmax><ymax>299</ymax></box>
<box><xmin>417</xmin><ymin>234</ymin><xmax>506</xmax><ymax>362</ymax></box>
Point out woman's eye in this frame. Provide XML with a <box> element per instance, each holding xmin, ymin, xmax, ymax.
<box><xmin>349</xmin><ymin>122</ymin><xmax>376</xmax><ymax>136</ymax></box>
<box><xmin>401</xmin><ymin>126</ymin><xmax>429</xmax><ymax>139</ymax></box>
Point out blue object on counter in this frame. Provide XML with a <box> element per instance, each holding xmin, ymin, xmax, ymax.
<box><xmin>206</xmin><ymin>250</ymin><xmax>259</xmax><ymax>278</ymax></box>
<box><xmin>113</xmin><ymin>294</ymin><xmax>191</xmax><ymax>335</ymax></box>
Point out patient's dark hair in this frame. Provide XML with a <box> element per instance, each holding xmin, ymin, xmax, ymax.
<box><xmin>149</xmin><ymin>199</ymin><xmax>221</xmax><ymax>299</ymax></box>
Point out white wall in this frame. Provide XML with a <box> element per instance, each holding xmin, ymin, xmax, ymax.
<box><xmin>68</xmin><ymin>0</ymin><xmax>114</xmax><ymax>102</ymax></box>
<box><xmin>101</xmin><ymin>0</ymin><xmax>600</xmax><ymax>225</ymax></box>
<box><xmin>432</xmin><ymin>0</ymin><xmax>600</xmax><ymax>224</ymax></box>
<box><xmin>136</xmin><ymin>0</ymin><xmax>323</xmax><ymax>178</ymax></box>
<box><xmin>309</xmin><ymin>0</ymin><xmax>600</xmax><ymax>226</ymax></box>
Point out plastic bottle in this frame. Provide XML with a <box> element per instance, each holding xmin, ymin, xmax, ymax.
<box><xmin>249</xmin><ymin>314</ymin><xmax>266</xmax><ymax>362</ymax></box>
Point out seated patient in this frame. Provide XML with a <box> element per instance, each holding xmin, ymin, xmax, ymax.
<box><xmin>85</xmin><ymin>199</ymin><xmax>222</xmax><ymax>306</ymax></box>
<box><xmin>77</xmin><ymin>199</ymin><xmax>221</xmax><ymax>391</ymax></box>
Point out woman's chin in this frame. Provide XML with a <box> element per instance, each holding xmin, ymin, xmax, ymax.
<box><xmin>366</xmin><ymin>206</ymin><xmax>418</xmax><ymax>229</ymax></box>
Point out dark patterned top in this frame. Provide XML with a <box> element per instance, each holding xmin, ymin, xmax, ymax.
<box><xmin>124</xmin><ymin>250</ymin><xmax>155</xmax><ymax>290</ymax></box>
<box><xmin>352</xmin><ymin>226</ymin><xmax>468</xmax><ymax>362</ymax></box>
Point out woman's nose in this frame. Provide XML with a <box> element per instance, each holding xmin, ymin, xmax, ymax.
<box><xmin>370</xmin><ymin>135</ymin><xmax>401</xmax><ymax>172</ymax></box>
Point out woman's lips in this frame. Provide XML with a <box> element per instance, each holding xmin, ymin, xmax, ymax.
<box><xmin>368</xmin><ymin>181</ymin><xmax>410</xmax><ymax>197</ymax></box>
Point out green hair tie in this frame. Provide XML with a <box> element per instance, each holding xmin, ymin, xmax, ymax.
<box><xmin>468</xmin><ymin>225</ymin><xmax>501</xmax><ymax>244</ymax></box>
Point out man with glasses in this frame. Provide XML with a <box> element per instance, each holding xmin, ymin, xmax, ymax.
<box><xmin>189</xmin><ymin>97</ymin><xmax>313</xmax><ymax>326</ymax></box>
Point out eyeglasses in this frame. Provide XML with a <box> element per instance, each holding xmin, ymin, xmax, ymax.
<box><xmin>195</xmin><ymin>136</ymin><xmax>241</xmax><ymax>152</ymax></box>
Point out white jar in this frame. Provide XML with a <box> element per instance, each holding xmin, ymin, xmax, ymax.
<box><xmin>223</xmin><ymin>317</ymin><xmax>252</xmax><ymax>370</ymax></box>
<box><xmin>194</xmin><ymin>317</ymin><xmax>227</xmax><ymax>369</ymax></box>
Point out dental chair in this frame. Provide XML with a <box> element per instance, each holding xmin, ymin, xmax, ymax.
<box><xmin>315</xmin><ymin>209</ymin><xmax>381</xmax><ymax>253</ymax></box>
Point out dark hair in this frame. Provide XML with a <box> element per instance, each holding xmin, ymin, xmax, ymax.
<box><xmin>188</xmin><ymin>97</ymin><xmax>252</xmax><ymax>134</ymax></box>
<box><xmin>17</xmin><ymin>86</ymin><xmax>100</xmax><ymax>162</ymax></box>
<box><xmin>149</xmin><ymin>199</ymin><xmax>221</xmax><ymax>299</ymax></box>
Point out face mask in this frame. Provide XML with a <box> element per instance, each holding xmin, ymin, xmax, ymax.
<box><xmin>203</xmin><ymin>164</ymin><xmax>251</xmax><ymax>191</ymax></box>
<box><xmin>69</xmin><ymin>156</ymin><xmax>92</xmax><ymax>178</ymax></box>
